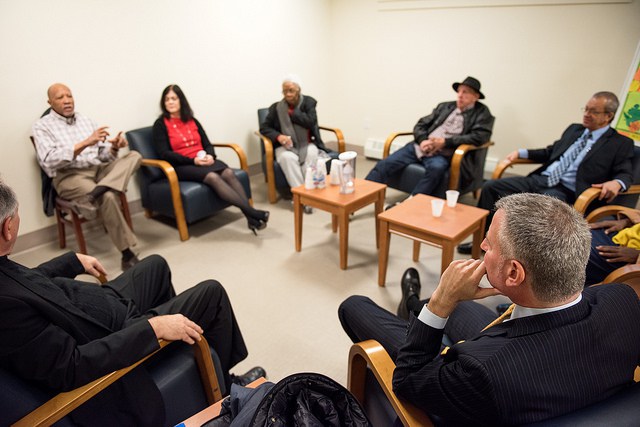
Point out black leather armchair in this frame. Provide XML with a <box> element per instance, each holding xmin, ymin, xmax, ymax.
<box><xmin>2</xmin><ymin>337</ymin><xmax>225</xmax><ymax>427</ymax></box>
<box><xmin>256</xmin><ymin>108</ymin><xmax>346</xmax><ymax>203</ymax></box>
<box><xmin>381</xmin><ymin>132</ymin><xmax>494</xmax><ymax>199</ymax></box>
<box><xmin>126</xmin><ymin>127</ymin><xmax>252</xmax><ymax>241</ymax></box>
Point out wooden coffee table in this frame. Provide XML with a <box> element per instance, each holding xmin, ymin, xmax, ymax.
<box><xmin>377</xmin><ymin>194</ymin><xmax>489</xmax><ymax>286</ymax></box>
<box><xmin>292</xmin><ymin>178</ymin><xmax>386</xmax><ymax>270</ymax></box>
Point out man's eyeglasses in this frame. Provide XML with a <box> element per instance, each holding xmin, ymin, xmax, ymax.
<box><xmin>581</xmin><ymin>107</ymin><xmax>609</xmax><ymax>116</ymax></box>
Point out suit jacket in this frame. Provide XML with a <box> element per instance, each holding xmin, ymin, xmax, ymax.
<box><xmin>527</xmin><ymin>124</ymin><xmax>634</xmax><ymax>196</ymax></box>
<box><xmin>0</xmin><ymin>253</ymin><xmax>163</xmax><ymax>426</ymax></box>
<box><xmin>260</xmin><ymin>95</ymin><xmax>329</xmax><ymax>152</ymax></box>
<box><xmin>392</xmin><ymin>284</ymin><xmax>640</xmax><ymax>426</ymax></box>
<box><xmin>413</xmin><ymin>101</ymin><xmax>495</xmax><ymax>158</ymax></box>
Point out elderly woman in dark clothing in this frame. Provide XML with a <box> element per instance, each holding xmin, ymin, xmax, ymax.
<box><xmin>152</xmin><ymin>85</ymin><xmax>269</xmax><ymax>234</ymax></box>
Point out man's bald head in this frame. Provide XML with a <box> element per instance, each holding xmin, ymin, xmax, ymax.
<box><xmin>47</xmin><ymin>83</ymin><xmax>75</xmax><ymax>117</ymax></box>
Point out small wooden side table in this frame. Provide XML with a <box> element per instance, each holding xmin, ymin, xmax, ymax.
<box><xmin>291</xmin><ymin>178</ymin><xmax>386</xmax><ymax>270</ymax></box>
<box><xmin>377</xmin><ymin>194</ymin><xmax>489</xmax><ymax>286</ymax></box>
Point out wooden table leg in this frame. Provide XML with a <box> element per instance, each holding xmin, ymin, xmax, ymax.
<box><xmin>441</xmin><ymin>241</ymin><xmax>454</xmax><ymax>274</ymax></box>
<box><xmin>374</xmin><ymin>189</ymin><xmax>385</xmax><ymax>249</ymax></box>
<box><xmin>378</xmin><ymin>220</ymin><xmax>390</xmax><ymax>286</ymax></box>
<box><xmin>339</xmin><ymin>208</ymin><xmax>349</xmax><ymax>270</ymax></box>
<box><xmin>332</xmin><ymin>214</ymin><xmax>338</xmax><ymax>233</ymax></box>
<box><xmin>412</xmin><ymin>241</ymin><xmax>421</xmax><ymax>262</ymax></box>
<box><xmin>294</xmin><ymin>194</ymin><xmax>303</xmax><ymax>252</ymax></box>
<box><xmin>471</xmin><ymin>217</ymin><xmax>486</xmax><ymax>259</ymax></box>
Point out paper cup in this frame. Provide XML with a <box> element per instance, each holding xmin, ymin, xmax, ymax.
<box><xmin>431</xmin><ymin>199</ymin><xmax>445</xmax><ymax>217</ymax></box>
<box><xmin>446</xmin><ymin>190</ymin><xmax>460</xmax><ymax>207</ymax></box>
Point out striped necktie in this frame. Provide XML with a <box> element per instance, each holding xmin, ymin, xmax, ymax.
<box><xmin>546</xmin><ymin>132</ymin><xmax>591</xmax><ymax>187</ymax></box>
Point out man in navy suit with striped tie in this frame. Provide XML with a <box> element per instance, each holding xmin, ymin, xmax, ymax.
<box><xmin>339</xmin><ymin>193</ymin><xmax>640</xmax><ymax>425</ymax></box>
<box><xmin>458</xmin><ymin>91</ymin><xmax>633</xmax><ymax>254</ymax></box>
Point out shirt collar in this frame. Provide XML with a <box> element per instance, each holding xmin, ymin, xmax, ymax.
<box><xmin>586</xmin><ymin>125</ymin><xmax>609</xmax><ymax>142</ymax></box>
<box><xmin>49</xmin><ymin>108</ymin><xmax>76</xmax><ymax>125</ymax></box>
<box><xmin>510</xmin><ymin>293</ymin><xmax>582</xmax><ymax>321</ymax></box>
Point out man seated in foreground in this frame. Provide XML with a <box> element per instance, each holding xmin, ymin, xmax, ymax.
<box><xmin>0</xmin><ymin>180</ymin><xmax>264</xmax><ymax>426</ymax></box>
<box><xmin>365</xmin><ymin>76</ymin><xmax>494</xmax><ymax>197</ymax></box>
<box><xmin>586</xmin><ymin>207</ymin><xmax>640</xmax><ymax>285</ymax></box>
<box><xmin>339</xmin><ymin>193</ymin><xmax>640</xmax><ymax>425</ymax></box>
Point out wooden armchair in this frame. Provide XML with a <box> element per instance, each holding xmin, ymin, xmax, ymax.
<box><xmin>126</xmin><ymin>127</ymin><xmax>251</xmax><ymax>241</ymax></box>
<box><xmin>8</xmin><ymin>336</ymin><xmax>222</xmax><ymax>427</ymax></box>
<box><xmin>382</xmin><ymin>132</ymin><xmax>494</xmax><ymax>199</ymax></box>
<box><xmin>491</xmin><ymin>145</ymin><xmax>640</xmax><ymax>215</ymax></box>
<box><xmin>256</xmin><ymin>108</ymin><xmax>346</xmax><ymax>203</ymax></box>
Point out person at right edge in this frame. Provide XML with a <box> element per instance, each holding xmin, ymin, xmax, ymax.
<box><xmin>459</xmin><ymin>91</ymin><xmax>633</xmax><ymax>255</ymax></box>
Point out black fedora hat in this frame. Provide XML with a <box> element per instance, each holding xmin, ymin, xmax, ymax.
<box><xmin>452</xmin><ymin>76</ymin><xmax>484</xmax><ymax>99</ymax></box>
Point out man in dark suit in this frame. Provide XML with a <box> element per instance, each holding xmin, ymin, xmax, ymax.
<box><xmin>365</xmin><ymin>76</ymin><xmax>495</xmax><ymax>196</ymax></box>
<box><xmin>0</xmin><ymin>181</ymin><xmax>264</xmax><ymax>426</ymax></box>
<box><xmin>459</xmin><ymin>91</ymin><xmax>633</xmax><ymax>254</ymax></box>
<box><xmin>339</xmin><ymin>193</ymin><xmax>640</xmax><ymax>425</ymax></box>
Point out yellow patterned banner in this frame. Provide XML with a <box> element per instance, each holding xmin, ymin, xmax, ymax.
<box><xmin>616</xmin><ymin>42</ymin><xmax>640</xmax><ymax>142</ymax></box>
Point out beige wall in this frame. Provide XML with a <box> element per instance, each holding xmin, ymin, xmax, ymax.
<box><xmin>1</xmin><ymin>0</ymin><xmax>639</xmax><ymax>237</ymax></box>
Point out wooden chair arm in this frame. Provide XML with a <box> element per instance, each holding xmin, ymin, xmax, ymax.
<box><xmin>383</xmin><ymin>132</ymin><xmax>413</xmax><ymax>159</ymax></box>
<box><xmin>319</xmin><ymin>125</ymin><xmax>346</xmax><ymax>153</ymax></box>
<box><xmin>491</xmin><ymin>158</ymin><xmax>538</xmax><ymax>180</ymax></box>
<box><xmin>601</xmin><ymin>264</ymin><xmax>640</xmax><ymax>290</ymax></box>
<box><xmin>139</xmin><ymin>158</ymin><xmax>188</xmax><ymax>241</ymax></box>
<box><xmin>574</xmin><ymin>185</ymin><xmax>640</xmax><ymax>215</ymax></box>
<box><xmin>13</xmin><ymin>340</ymin><xmax>171</xmax><ymax>427</ymax></box>
<box><xmin>348</xmin><ymin>340</ymin><xmax>433</xmax><ymax>427</ymax></box>
<box><xmin>585</xmin><ymin>205</ymin><xmax>638</xmax><ymax>223</ymax></box>
<box><xmin>254</xmin><ymin>130</ymin><xmax>278</xmax><ymax>203</ymax></box>
<box><xmin>13</xmin><ymin>335</ymin><xmax>221</xmax><ymax>427</ymax></box>
<box><xmin>212</xmin><ymin>143</ymin><xmax>249</xmax><ymax>173</ymax></box>
<box><xmin>448</xmin><ymin>141</ymin><xmax>495</xmax><ymax>190</ymax></box>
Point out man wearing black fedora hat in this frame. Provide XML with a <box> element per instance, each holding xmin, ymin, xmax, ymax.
<box><xmin>365</xmin><ymin>76</ymin><xmax>495</xmax><ymax>197</ymax></box>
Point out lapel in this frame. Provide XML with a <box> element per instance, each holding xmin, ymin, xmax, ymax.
<box><xmin>1</xmin><ymin>257</ymin><xmax>112</xmax><ymax>331</ymax></box>
<box><xmin>478</xmin><ymin>297</ymin><xmax>590</xmax><ymax>340</ymax></box>
<box><xmin>581</xmin><ymin>127</ymin><xmax>615</xmax><ymax>165</ymax></box>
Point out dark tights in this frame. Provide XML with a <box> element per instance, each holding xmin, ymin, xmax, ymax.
<box><xmin>203</xmin><ymin>169</ymin><xmax>266</xmax><ymax>221</ymax></box>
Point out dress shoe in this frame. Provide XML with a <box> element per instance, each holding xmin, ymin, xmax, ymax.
<box><xmin>248</xmin><ymin>218</ymin><xmax>267</xmax><ymax>235</ymax></box>
<box><xmin>457</xmin><ymin>242</ymin><xmax>473</xmax><ymax>255</ymax></box>
<box><xmin>397</xmin><ymin>267</ymin><xmax>421</xmax><ymax>320</ymax></box>
<box><xmin>121</xmin><ymin>254</ymin><xmax>140</xmax><ymax>271</ymax></box>
<box><xmin>70</xmin><ymin>195</ymin><xmax>98</xmax><ymax>220</ymax></box>
<box><xmin>304</xmin><ymin>205</ymin><xmax>313</xmax><ymax>214</ymax></box>
<box><xmin>230</xmin><ymin>366</ymin><xmax>267</xmax><ymax>386</ymax></box>
<box><xmin>385</xmin><ymin>202</ymin><xmax>400</xmax><ymax>211</ymax></box>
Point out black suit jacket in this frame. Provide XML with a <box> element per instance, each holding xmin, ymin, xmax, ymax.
<box><xmin>392</xmin><ymin>284</ymin><xmax>640</xmax><ymax>426</ymax></box>
<box><xmin>0</xmin><ymin>253</ymin><xmax>163</xmax><ymax>426</ymax></box>
<box><xmin>260</xmin><ymin>95</ymin><xmax>329</xmax><ymax>152</ymax></box>
<box><xmin>527</xmin><ymin>124</ymin><xmax>634</xmax><ymax>195</ymax></box>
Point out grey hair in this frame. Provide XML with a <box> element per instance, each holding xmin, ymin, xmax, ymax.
<box><xmin>282</xmin><ymin>74</ymin><xmax>302</xmax><ymax>89</ymax></box>
<box><xmin>494</xmin><ymin>193</ymin><xmax>590</xmax><ymax>303</ymax></box>
<box><xmin>0</xmin><ymin>180</ymin><xmax>18</xmax><ymax>224</ymax></box>
<box><xmin>592</xmin><ymin>91</ymin><xmax>619</xmax><ymax>119</ymax></box>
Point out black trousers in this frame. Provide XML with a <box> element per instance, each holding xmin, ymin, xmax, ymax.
<box><xmin>104</xmin><ymin>255</ymin><xmax>248</xmax><ymax>388</ymax></box>
<box><xmin>338</xmin><ymin>295</ymin><xmax>497</xmax><ymax>361</ymax></box>
<box><xmin>477</xmin><ymin>174</ymin><xmax>576</xmax><ymax>230</ymax></box>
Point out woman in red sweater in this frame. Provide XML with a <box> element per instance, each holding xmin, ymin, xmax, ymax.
<box><xmin>152</xmin><ymin>85</ymin><xmax>269</xmax><ymax>234</ymax></box>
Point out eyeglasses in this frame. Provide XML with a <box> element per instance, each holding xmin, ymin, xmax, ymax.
<box><xmin>581</xmin><ymin>107</ymin><xmax>609</xmax><ymax>116</ymax></box>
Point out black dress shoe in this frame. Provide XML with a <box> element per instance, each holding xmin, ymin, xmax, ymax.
<box><xmin>121</xmin><ymin>254</ymin><xmax>140</xmax><ymax>271</ymax></box>
<box><xmin>230</xmin><ymin>366</ymin><xmax>267</xmax><ymax>386</ymax></box>
<box><xmin>457</xmin><ymin>242</ymin><xmax>473</xmax><ymax>255</ymax></box>
<box><xmin>397</xmin><ymin>268</ymin><xmax>421</xmax><ymax>320</ymax></box>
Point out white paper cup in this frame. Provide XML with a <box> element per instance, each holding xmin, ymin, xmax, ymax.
<box><xmin>431</xmin><ymin>199</ymin><xmax>445</xmax><ymax>217</ymax></box>
<box><xmin>329</xmin><ymin>159</ymin><xmax>343</xmax><ymax>184</ymax></box>
<box><xmin>446</xmin><ymin>190</ymin><xmax>460</xmax><ymax>207</ymax></box>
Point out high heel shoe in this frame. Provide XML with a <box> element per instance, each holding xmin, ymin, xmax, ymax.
<box><xmin>248</xmin><ymin>218</ymin><xmax>266</xmax><ymax>235</ymax></box>
<box><xmin>260</xmin><ymin>211</ymin><xmax>270</xmax><ymax>223</ymax></box>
